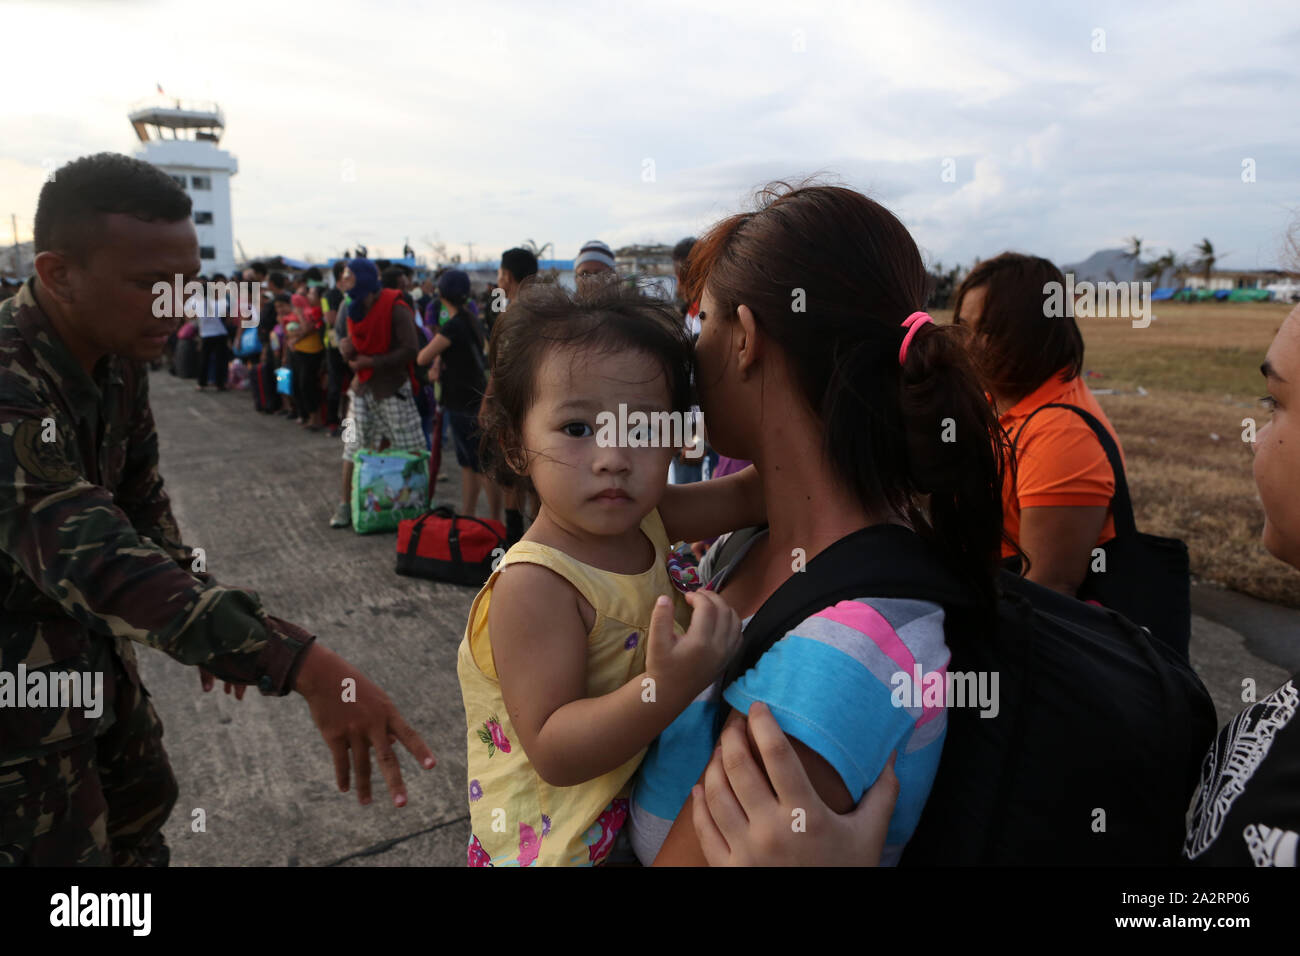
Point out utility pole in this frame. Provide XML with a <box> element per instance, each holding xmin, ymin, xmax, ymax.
<box><xmin>466</xmin><ymin>241</ymin><xmax>474</xmax><ymax>264</ymax></box>
<box><xmin>11</xmin><ymin>214</ymin><xmax>19</xmax><ymax>274</ymax></box>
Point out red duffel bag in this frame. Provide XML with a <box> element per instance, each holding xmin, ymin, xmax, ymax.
<box><xmin>395</xmin><ymin>506</ymin><xmax>506</xmax><ymax>586</ymax></box>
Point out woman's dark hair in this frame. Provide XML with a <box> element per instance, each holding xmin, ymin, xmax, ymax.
<box><xmin>682</xmin><ymin>183</ymin><xmax>1012</xmax><ymax>703</ymax></box>
<box><xmin>952</xmin><ymin>252</ymin><xmax>1085</xmax><ymax>403</ymax></box>
<box><xmin>331</xmin><ymin>260</ymin><xmax>347</xmax><ymax>282</ymax></box>
<box><xmin>381</xmin><ymin>266</ymin><xmax>405</xmax><ymax>290</ymax></box>
<box><xmin>479</xmin><ymin>279</ymin><xmax>695</xmax><ymax>491</ymax></box>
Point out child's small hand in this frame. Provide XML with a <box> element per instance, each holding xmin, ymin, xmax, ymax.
<box><xmin>646</xmin><ymin>590</ymin><xmax>742</xmax><ymax>706</ymax></box>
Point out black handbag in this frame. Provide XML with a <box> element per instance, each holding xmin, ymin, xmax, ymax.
<box><xmin>1013</xmin><ymin>402</ymin><xmax>1191</xmax><ymax>659</ymax></box>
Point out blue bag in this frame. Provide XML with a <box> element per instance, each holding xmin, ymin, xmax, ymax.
<box><xmin>235</xmin><ymin>326</ymin><xmax>261</xmax><ymax>358</ymax></box>
<box><xmin>275</xmin><ymin>366</ymin><xmax>292</xmax><ymax>395</ymax></box>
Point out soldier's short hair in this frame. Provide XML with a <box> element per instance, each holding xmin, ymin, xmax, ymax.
<box><xmin>34</xmin><ymin>152</ymin><xmax>192</xmax><ymax>263</ymax></box>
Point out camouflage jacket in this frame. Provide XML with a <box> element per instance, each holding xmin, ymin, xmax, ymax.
<box><xmin>0</xmin><ymin>279</ymin><xmax>316</xmax><ymax>766</ymax></box>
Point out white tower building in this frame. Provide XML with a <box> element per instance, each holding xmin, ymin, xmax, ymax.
<box><xmin>130</xmin><ymin>99</ymin><xmax>238</xmax><ymax>276</ymax></box>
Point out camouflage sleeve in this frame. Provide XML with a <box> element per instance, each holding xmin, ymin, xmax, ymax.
<box><xmin>0</xmin><ymin>376</ymin><xmax>314</xmax><ymax>696</ymax></box>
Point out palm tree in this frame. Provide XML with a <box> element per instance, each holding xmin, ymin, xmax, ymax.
<box><xmin>1144</xmin><ymin>250</ymin><xmax>1177</xmax><ymax>287</ymax></box>
<box><xmin>1193</xmin><ymin>238</ymin><xmax>1215</xmax><ymax>285</ymax></box>
<box><xmin>1125</xmin><ymin>236</ymin><xmax>1143</xmax><ymax>281</ymax></box>
<box><xmin>522</xmin><ymin>239</ymin><xmax>554</xmax><ymax>262</ymax></box>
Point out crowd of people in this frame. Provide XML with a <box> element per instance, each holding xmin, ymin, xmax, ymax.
<box><xmin>175</xmin><ymin>236</ymin><xmax>725</xmax><ymax>543</ymax></box>
<box><xmin>2</xmin><ymin>152</ymin><xmax>1296</xmax><ymax>870</ymax></box>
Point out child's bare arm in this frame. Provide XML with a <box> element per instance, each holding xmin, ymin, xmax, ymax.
<box><xmin>659</xmin><ymin>464</ymin><xmax>764</xmax><ymax>545</ymax></box>
<box><xmin>491</xmin><ymin>564</ymin><xmax>740</xmax><ymax>787</ymax></box>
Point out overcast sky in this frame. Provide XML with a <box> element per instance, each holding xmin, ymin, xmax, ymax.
<box><xmin>3</xmin><ymin>0</ymin><xmax>1298</xmax><ymax>270</ymax></box>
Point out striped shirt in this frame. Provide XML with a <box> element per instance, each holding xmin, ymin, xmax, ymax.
<box><xmin>629</xmin><ymin>530</ymin><xmax>950</xmax><ymax>865</ymax></box>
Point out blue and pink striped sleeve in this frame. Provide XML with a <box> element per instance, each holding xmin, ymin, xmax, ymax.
<box><xmin>721</xmin><ymin>597</ymin><xmax>950</xmax><ymax>862</ymax></box>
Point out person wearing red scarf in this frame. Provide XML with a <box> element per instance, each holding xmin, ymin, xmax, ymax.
<box><xmin>329</xmin><ymin>258</ymin><xmax>425</xmax><ymax>529</ymax></box>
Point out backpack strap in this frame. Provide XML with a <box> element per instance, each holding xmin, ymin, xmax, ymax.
<box><xmin>1013</xmin><ymin>402</ymin><xmax>1136</xmax><ymax>537</ymax></box>
<box><xmin>735</xmin><ymin>524</ymin><xmax>978</xmax><ymax>676</ymax></box>
<box><xmin>718</xmin><ymin>523</ymin><xmax>985</xmax><ymax>739</ymax></box>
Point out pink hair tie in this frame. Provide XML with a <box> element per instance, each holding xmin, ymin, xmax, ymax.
<box><xmin>898</xmin><ymin>311</ymin><xmax>933</xmax><ymax>364</ymax></box>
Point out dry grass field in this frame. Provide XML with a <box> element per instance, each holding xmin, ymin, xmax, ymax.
<box><xmin>935</xmin><ymin>301</ymin><xmax>1300</xmax><ymax>607</ymax></box>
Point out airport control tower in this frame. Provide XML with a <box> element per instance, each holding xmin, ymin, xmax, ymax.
<box><xmin>130</xmin><ymin>99</ymin><xmax>238</xmax><ymax>276</ymax></box>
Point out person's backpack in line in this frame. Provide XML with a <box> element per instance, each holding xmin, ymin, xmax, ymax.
<box><xmin>735</xmin><ymin>523</ymin><xmax>1217</xmax><ymax>866</ymax></box>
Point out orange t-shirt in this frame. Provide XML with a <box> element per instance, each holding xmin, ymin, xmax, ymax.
<box><xmin>998</xmin><ymin>371</ymin><xmax>1125</xmax><ymax>559</ymax></box>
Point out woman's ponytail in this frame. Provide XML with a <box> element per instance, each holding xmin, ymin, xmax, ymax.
<box><xmin>898</xmin><ymin>319</ymin><xmax>1013</xmax><ymax>607</ymax></box>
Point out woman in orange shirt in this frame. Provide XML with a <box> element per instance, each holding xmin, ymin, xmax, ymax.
<box><xmin>953</xmin><ymin>252</ymin><xmax>1126</xmax><ymax>597</ymax></box>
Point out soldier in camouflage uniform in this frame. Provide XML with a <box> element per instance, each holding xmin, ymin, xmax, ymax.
<box><xmin>0</xmin><ymin>153</ymin><xmax>436</xmax><ymax>866</ymax></box>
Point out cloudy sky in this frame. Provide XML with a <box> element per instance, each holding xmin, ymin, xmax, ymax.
<box><xmin>3</xmin><ymin>0</ymin><xmax>1298</xmax><ymax>270</ymax></box>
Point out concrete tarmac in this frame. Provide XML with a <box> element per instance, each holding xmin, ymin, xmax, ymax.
<box><xmin>143</xmin><ymin>369</ymin><xmax>475</xmax><ymax>866</ymax></box>
<box><xmin>141</xmin><ymin>367</ymin><xmax>1298</xmax><ymax>866</ymax></box>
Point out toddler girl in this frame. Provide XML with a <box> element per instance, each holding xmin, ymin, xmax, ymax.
<box><xmin>458</xmin><ymin>280</ymin><xmax>763</xmax><ymax>866</ymax></box>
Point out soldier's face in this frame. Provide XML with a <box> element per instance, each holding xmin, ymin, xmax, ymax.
<box><xmin>77</xmin><ymin>213</ymin><xmax>202</xmax><ymax>362</ymax></box>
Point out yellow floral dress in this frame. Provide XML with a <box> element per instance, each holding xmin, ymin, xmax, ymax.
<box><xmin>457</xmin><ymin>508</ymin><xmax>691</xmax><ymax>866</ymax></box>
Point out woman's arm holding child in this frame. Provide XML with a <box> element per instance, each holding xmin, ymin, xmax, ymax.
<box><xmin>658</xmin><ymin>464</ymin><xmax>765</xmax><ymax>545</ymax></box>
<box><xmin>491</xmin><ymin>565</ymin><xmax>741</xmax><ymax>788</ymax></box>
<box><xmin>691</xmin><ymin>703</ymin><xmax>898</xmax><ymax>866</ymax></box>
<box><xmin>653</xmin><ymin>706</ymin><xmax>854</xmax><ymax>865</ymax></box>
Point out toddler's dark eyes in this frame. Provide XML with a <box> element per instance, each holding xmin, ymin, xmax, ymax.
<box><xmin>562</xmin><ymin>422</ymin><xmax>593</xmax><ymax>438</ymax></box>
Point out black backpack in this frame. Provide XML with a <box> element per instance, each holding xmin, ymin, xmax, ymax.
<box><xmin>734</xmin><ymin>523</ymin><xmax>1217</xmax><ymax>865</ymax></box>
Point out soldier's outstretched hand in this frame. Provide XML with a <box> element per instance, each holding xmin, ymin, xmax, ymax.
<box><xmin>199</xmin><ymin>666</ymin><xmax>247</xmax><ymax>700</ymax></box>
<box><xmin>292</xmin><ymin>643</ymin><xmax>437</xmax><ymax>807</ymax></box>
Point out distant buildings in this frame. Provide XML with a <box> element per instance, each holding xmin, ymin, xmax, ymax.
<box><xmin>614</xmin><ymin>243</ymin><xmax>675</xmax><ymax>276</ymax></box>
<box><xmin>3</xmin><ymin>240</ymin><xmax>33</xmax><ymax>281</ymax></box>
<box><xmin>1175</xmin><ymin>268</ymin><xmax>1297</xmax><ymax>292</ymax></box>
<box><xmin>130</xmin><ymin>98</ymin><xmax>238</xmax><ymax>276</ymax></box>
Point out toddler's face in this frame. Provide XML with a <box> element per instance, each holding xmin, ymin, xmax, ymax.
<box><xmin>518</xmin><ymin>345</ymin><xmax>677</xmax><ymax>539</ymax></box>
<box><xmin>1254</xmin><ymin>306</ymin><xmax>1300</xmax><ymax>569</ymax></box>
